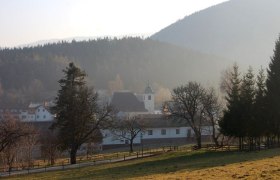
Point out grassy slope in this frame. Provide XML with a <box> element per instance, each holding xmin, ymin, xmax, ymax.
<box><xmin>5</xmin><ymin>148</ymin><xmax>280</xmax><ymax>180</ymax></box>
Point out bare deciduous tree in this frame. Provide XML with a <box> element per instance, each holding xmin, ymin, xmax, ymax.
<box><xmin>0</xmin><ymin>116</ymin><xmax>36</xmax><ymax>171</ymax></box>
<box><xmin>0</xmin><ymin>115</ymin><xmax>35</xmax><ymax>153</ymax></box>
<box><xmin>202</xmin><ymin>88</ymin><xmax>223</xmax><ymax>146</ymax></box>
<box><xmin>220</xmin><ymin>66</ymin><xmax>234</xmax><ymax>94</ymax></box>
<box><xmin>40</xmin><ymin>130</ymin><xmax>60</xmax><ymax>165</ymax></box>
<box><xmin>0</xmin><ymin>142</ymin><xmax>19</xmax><ymax>172</ymax></box>
<box><xmin>111</xmin><ymin>116</ymin><xmax>145</xmax><ymax>152</ymax></box>
<box><xmin>165</xmin><ymin>82</ymin><xmax>206</xmax><ymax>148</ymax></box>
<box><xmin>18</xmin><ymin>124</ymin><xmax>38</xmax><ymax>168</ymax></box>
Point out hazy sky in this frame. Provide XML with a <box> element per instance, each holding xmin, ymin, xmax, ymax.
<box><xmin>0</xmin><ymin>0</ymin><xmax>228</xmax><ymax>47</ymax></box>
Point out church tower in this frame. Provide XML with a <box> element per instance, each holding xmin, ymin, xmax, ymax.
<box><xmin>143</xmin><ymin>83</ymin><xmax>154</xmax><ymax>113</ymax></box>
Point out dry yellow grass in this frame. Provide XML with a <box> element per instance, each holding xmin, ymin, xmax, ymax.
<box><xmin>5</xmin><ymin>148</ymin><xmax>280</xmax><ymax>179</ymax></box>
<box><xmin>134</xmin><ymin>156</ymin><xmax>280</xmax><ymax>180</ymax></box>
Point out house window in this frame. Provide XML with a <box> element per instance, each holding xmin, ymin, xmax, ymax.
<box><xmin>176</xmin><ymin>129</ymin><xmax>180</xmax><ymax>134</ymax></box>
<box><xmin>161</xmin><ymin>129</ymin><xmax>166</xmax><ymax>135</ymax></box>
<box><xmin>148</xmin><ymin>95</ymin><xmax>151</xmax><ymax>100</ymax></box>
<box><xmin>43</xmin><ymin>109</ymin><xmax>45</xmax><ymax>112</ymax></box>
<box><xmin>37</xmin><ymin>115</ymin><xmax>39</xmax><ymax>119</ymax></box>
<box><xmin>43</xmin><ymin>115</ymin><xmax>46</xmax><ymax>119</ymax></box>
<box><xmin>148</xmin><ymin>130</ymin><xmax>153</xmax><ymax>135</ymax></box>
<box><xmin>38</xmin><ymin>109</ymin><xmax>40</xmax><ymax>112</ymax></box>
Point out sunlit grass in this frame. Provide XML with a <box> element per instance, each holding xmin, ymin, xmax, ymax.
<box><xmin>4</xmin><ymin>148</ymin><xmax>280</xmax><ymax>179</ymax></box>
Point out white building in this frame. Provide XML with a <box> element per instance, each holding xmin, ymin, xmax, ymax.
<box><xmin>102</xmin><ymin>114</ymin><xmax>213</xmax><ymax>149</ymax></box>
<box><xmin>20</xmin><ymin>102</ymin><xmax>54</xmax><ymax>122</ymax></box>
<box><xmin>141</xmin><ymin>114</ymin><xmax>212</xmax><ymax>145</ymax></box>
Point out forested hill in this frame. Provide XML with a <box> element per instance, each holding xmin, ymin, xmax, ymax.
<box><xmin>152</xmin><ymin>0</ymin><xmax>280</xmax><ymax>69</ymax></box>
<box><xmin>0</xmin><ymin>37</ymin><xmax>230</xmax><ymax>107</ymax></box>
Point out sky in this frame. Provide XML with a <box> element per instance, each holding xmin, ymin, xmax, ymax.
<box><xmin>0</xmin><ymin>0</ymin><xmax>228</xmax><ymax>47</ymax></box>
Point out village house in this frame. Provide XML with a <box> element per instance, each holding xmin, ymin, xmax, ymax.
<box><xmin>20</xmin><ymin>102</ymin><xmax>54</xmax><ymax>122</ymax></box>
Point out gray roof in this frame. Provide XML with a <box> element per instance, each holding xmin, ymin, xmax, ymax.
<box><xmin>111</xmin><ymin>92</ymin><xmax>147</xmax><ymax>112</ymax></box>
<box><xmin>137</xmin><ymin>114</ymin><xmax>189</xmax><ymax>128</ymax></box>
<box><xmin>136</xmin><ymin>114</ymin><xmax>211</xmax><ymax>128</ymax></box>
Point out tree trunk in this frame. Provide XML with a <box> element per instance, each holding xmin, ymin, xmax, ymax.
<box><xmin>211</xmin><ymin>122</ymin><xmax>219</xmax><ymax>147</ymax></box>
<box><xmin>196</xmin><ymin>136</ymin><xmax>202</xmax><ymax>149</ymax></box>
<box><xmin>266</xmin><ymin>136</ymin><xmax>269</xmax><ymax>148</ymax></box>
<box><xmin>70</xmin><ymin>146</ymin><xmax>78</xmax><ymax>164</ymax></box>
<box><xmin>50</xmin><ymin>156</ymin><xmax>55</xmax><ymax>165</ymax></box>
<box><xmin>129</xmin><ymin>140</ymin><xmax>133</xmax><ymax>153</ymax></box>
<box><xmin>212</xmin><ymin>134</ymin><xmax>219</xmax><ymax>147</ymax></box>
<box><xmin>239</xmin><ymin>137</ymin><xmax>242</xmax><ymax>151</ymax></box>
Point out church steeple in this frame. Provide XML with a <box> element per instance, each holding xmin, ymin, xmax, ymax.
<box><xmin>143</xmin><ymin>82</ymin><xmax>154</xmax><ymax>113</ymax></box>
<box><xmin>144</xmin><ymin>82</ymin><xmax>154</xmax><ymax>94</ymax></box>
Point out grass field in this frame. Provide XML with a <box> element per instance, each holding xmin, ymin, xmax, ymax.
<box><xmin>4</xmin><ymin>148</ymin><xmax>280</xmax><ymax>179</ymax></box>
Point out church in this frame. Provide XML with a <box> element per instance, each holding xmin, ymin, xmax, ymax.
<box><xmin>102</xmin><ymin>84</ymin><xmax>213</xmax><ymax>149</ymax></box>
<box><xmin>110</xmin><ymin>84</ymin><xmax>155</xmax><ymax>115</ymax></box>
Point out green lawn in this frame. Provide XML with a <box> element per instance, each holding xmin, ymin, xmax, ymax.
<box><xmin>4</xmin><ymin>148</ymin><xmax>280</xmax><ymax>180</ymax></box>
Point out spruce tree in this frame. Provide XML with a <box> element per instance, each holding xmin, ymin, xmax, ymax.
<box><xmin>252</xmin><ymin>67</ymin><xmax>266</xmax><ymax>149</ymax></box>
<box><xmin>219</xmin><ymin>64</ymin><xmax>242</xmax><ymax>145</ymax></box>
<box><xmin>266</xmin><ymin>36</ymin><xmax>280</xmax><ymax>144</ymax></box>
<box><xmin>51</xmin><ymin>63</ymin><xmax>112</xmax><ymax>164</ymax></box>
<box><xmin>239</xmin><ymin>67</ymin><xmax>255</xmax><ymax>150</ymax></box>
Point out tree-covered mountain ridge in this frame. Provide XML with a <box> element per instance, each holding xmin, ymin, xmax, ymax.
<box><xmin>0</xmin><ymin>37</ymin><xmax>231</xmax><ymax>107</ymax></box>
<box><xmin>152</xmin><ymin>0</ymin><xmax>280</xmax><ymax>69</ymax></box>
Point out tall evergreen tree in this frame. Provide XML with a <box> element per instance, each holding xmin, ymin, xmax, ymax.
<box><xmin>266</xmin><ymin>36</ymin><xmax>280</xmax><ymax>144</ymax></box>
<box><xmin>253</xmin><ymin>68</ymin><xmax>266</xmax><ymax>137</ymax></box>
<box><xmin>51</xmin><ymin>63</ymin><xmax>112</xmax><ymax>164</ymax></box>
<box><xmin>240</xmin><ymin>67</ymin><xmax>255</xmax><ymax>134</ymax></box>
<box><xmin>219</xmin><ymin>64</ymin><xmax>243</xmax><ymax>149</ymax></box>
<box><xmin>251</xmin><ymin>67</ymin><xmax>266</xmax><ymax>149</ymax></box>
<box><xmin>239</xmin><ymin>67</ymin><xmax>255</xmax><ymax>149</ymax></box>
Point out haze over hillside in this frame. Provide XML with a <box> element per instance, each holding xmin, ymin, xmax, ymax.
<box><xmin>152</xmin><ymin>0</ymin><xmax>280</xmax><ymax>69</ymax></box>
<box><xmin>0</xmin><ymin>38</ymin><xmax>230</xmax><ymax>108</ymax></box>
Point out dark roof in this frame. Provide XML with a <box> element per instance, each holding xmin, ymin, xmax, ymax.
<box><xmin>111</xmin><ymin>92</ymin><xmax>147</xmax><ymax>112</ymax></box>
<box><xmin>136</xmin><ymin>114</ymin><xmax>211</xmax><ymax>128</ymax></box>
<box><xmin>144</xmin><ymin>85</ymin><xmax>154</xmax><ymax>94</ymax></box>
<box><xmin>137</xmin><ymin>114</ymin><xmax>188</xmax><ymax>128</ymax></box>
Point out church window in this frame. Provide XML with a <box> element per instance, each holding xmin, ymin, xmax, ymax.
<box><xmin>148</xmin><ymin>95</ymin><xmax>151</xmax><ymax>100</ymax></box>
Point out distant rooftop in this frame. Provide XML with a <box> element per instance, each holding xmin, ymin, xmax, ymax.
<box><xmin>111</xmin><ymin>92</ymin><xmax>147</xmax><ymax>112</ymax></box>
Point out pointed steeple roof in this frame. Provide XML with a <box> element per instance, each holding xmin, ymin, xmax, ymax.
<box><xmin>144</xmin><ymin>83</ymin><xmax>154</xmax><ymax>94</ymax></box>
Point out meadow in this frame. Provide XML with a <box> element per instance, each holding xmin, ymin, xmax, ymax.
<box><xmin>4</xmin><ymin>147</ymin><xmax>280</xmax><ymax>179</ymax></box>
